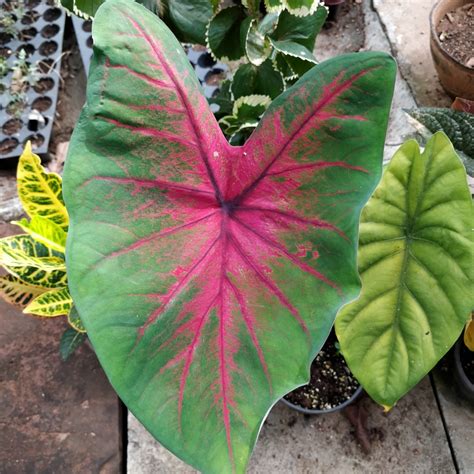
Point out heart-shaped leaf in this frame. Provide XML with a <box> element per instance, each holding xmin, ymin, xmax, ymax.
<box><xmin>63</xmin><ymin>0</ymin><xmax>395</xmax><ymax>472</ymax></box>
<box><xmin>336</xmin><ymin>132</ymin><xmax>474</xmax><ymax>408</ymax></box>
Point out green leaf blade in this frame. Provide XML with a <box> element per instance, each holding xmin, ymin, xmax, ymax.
<box><xmin>336</xmin><ymin>132</ymin><xmax>474</xmax><ymax>407</ymax></box>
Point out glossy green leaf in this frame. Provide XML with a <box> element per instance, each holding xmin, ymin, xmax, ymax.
<box><xmin>269</xmin><ymin>7</ymin><xmax>326</xmax><ymax>76</ymax></box>
<box><xmin>336</xmin><ymin>132</ymin><xmax>474</xmax><ymax>408</ymax></box>
<box><xmin>13</xmin><ymin>215</ymin><xmax>67</xmax><ymax>253</ymax></box>
<box><xmin>232</xmin><ymin>61</ymin><xmax>285</xmax><ymax>100</ymax></box>
<box><xmin>162</xmin><ymin>0</ymin><xmax>213</xmax><ymax>44</ymax></box>
<box><xmin>25</xmin><ymin>287</ymin><xmax>73</xmax><ymax>317</ymax></box>
<box><xmin>60</xmin><ymin>327</ymin><xmax>87</xmax><ymax>360</ymax></box>
<box><xmin>207</xmin><ymin>6</ymin><xmax>246</xmax><ymax>60</ymax></box>
<box><xmin>63</xmin><ymin>0</ymin><xmax>396</xmax><ymax>471</ymax></box>
<box><xmin>264</xmin><ymin>0</ymin><xmax>283</xmax><ymax>13</ymax></box>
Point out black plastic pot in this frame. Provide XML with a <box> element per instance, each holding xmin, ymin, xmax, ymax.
<box><xmin>281</xmin><ymin>384</ymin><xmax>363</xmax><ymax>415</ymax></box>
<box><xmin>452</xmin><ymin>336</ymin><xmax>474</xmax><ymax>402</ymax></box>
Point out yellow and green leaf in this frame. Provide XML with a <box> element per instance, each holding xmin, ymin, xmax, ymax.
<box><xmin>4</xmin><ymin>264</ymin><xmax>67</xmax><ymax>290</ymax></box>
<box><xmin>13</xmin><ymin>215</ymin><xmax>67</xmax><ymax>253</ymax></box>
<box><xmin>17</xmin><ymin>142</ymin><xmax>69</xmax><ymax>229</ymax></box>
<box><xmin>0</xmin><ymin>235</ymin><xmax>65</xmax><ymax>271</ymax></box>
<box><xmin>0</xmin><ymin>274</ymin><xmax>44</xmax><ymax>307</ymax></box>
<box><xmin>25</xmin><ymin>287</ymin><xmax>73</xmax><ymax>317</ymax></box>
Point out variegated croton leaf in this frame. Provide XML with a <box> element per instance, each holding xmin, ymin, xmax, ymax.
<box><xmin>63</xmin><ymin>0</ymin><xmax>396</xmax><ymax>472</ymax></box>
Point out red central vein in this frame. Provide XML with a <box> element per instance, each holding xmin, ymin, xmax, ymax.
<box><xmin>232</xmin><ymin>215</ymin><xmax>341</xmax><ymax>294</ymax></box>
<box><xmin>236</xmin><ymin>206</ymin><xmax>349</xmax><ymax>241</ymax></box>
<box><xmin>225</xmin><ymin>275</ymin><xmax>272</xmax><ymax>391</ymax></box>
<box><xmin>123</xmin><ymin>13</ymin><xmax>225</xmax><ymax>203</ymax></box>
<box><xmin>267</xmin><ymin>161</ymin><xmax>369</xmax><ymax>177</ymax></box>
<box><xmin>96</xmin><ymin>115</ymin><xmax>197</xmax><ymax>148</ymax></box>
<box><xmin>106</xmin><ymin>212</ymin><xmax>217</xmax><ymax>260</ymax></box>
<box><xmin>234</xmin><ymin>68</ymin><xmax>374</xmax><ymax>204</ymax></box>
<box><xmin>217</xmin><ymin>218</ymin><xmax>235</xmax><ymax>469</ymax></box>
<box><xmin>84</xmin><ymin>175</ymin><xmax>214</xmax><ymax>197</ymax></box>
<box><xmin>228</xmin><ymin>231</ymin><xmax>310</xmax><ymax>337</ymax></box>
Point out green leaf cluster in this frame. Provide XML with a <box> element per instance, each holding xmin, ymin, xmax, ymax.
<box><xmin>208</xmin><ymin>1</ymin><xmax>327</xmax><ymax>142</ymax></box>
<box><xmin>58</xmin><ymin>0</ymin><xmax>327</xmax><ymax>143</ymax></box>
<box><xmin>0</xmin><ymin>143</ymin><xmax>85</xmax><ymax>359</ymax></box>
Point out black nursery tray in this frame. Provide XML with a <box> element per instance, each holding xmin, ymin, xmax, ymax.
<box><xmin>69</xmin><ymin>20</ymin><xmax>228</xmax><ymax>103</ymax></box>
<box><xmin>71</xmin><ymin>14</ymin><xmax>92</xmax><ymax>76</ymax></box>
<box><xmin>0</xmin><ymin>0</ymin><xmax>65</xmax><ymax>159</ymax></box>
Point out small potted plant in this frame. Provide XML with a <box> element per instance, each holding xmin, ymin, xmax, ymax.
<box><xmin>430</xmin><ymin>0</ymin><xmax>474</xmax><ymax>99</ymax></box>
<box><xmin>281</xmin><ymin>330</ymin><xmax>363</xmax><ymax>414</ymax></box>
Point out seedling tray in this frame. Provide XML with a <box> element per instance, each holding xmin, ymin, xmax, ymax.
<box><xmin>71</xmin><ymin>14</ymin><xmax>92</xmax><ymax>76</ymax></box>
<box><xmin>69</xmin><ymin>23</ymin><xmax>228</xmax><ymax>102</ymax></box>
<box><xmin>0</xmin><ymin>0</ymin><xmax>65</xmax><ymax>159</ymax></box>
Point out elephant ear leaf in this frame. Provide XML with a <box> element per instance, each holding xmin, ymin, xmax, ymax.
<box><xmin>336</xmin><ymin>132</ymin><xmax>474</xmax><ymax>408</ymax></box>
<box><xmin>63</xmin><ymin>0</ymin><xmax>396</xmax><ymax>472</ymax></box>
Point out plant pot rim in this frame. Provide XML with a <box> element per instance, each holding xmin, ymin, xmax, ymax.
<box><xmin>453</xmin><ymin>336</ymin><xmax>474</xmax><ymax>396</ymax></box>
<box><xmin>430</xmin><ymin>0</ymin><xmax>473</xmax><ymax>73</ymax></box>
<box><xmin>281</xmin><ymin>384</ymin><xmax>363</xmax><ymax>415</ymax></box>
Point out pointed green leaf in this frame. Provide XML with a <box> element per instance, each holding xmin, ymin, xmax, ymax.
<box><xmin>0</xmin><ymin>274</ymin><xmax>44</xmax><ymax>308</ymax></box>
<box><xmin>60</xmin><ymin>327</ymin><xmax>87</xmax><ymax>360</ymax></box>
<box><xmin>63</xmin><ymin>0</ymin><xmax>396</xmax><ymax>471</ymax></box>
<box><xmin>162</xmin><ymin>0</ymin><xmax>213</xmax><ymax>44</ymax></box>
<box><xmin>206</xmin><ymin>6</ymin><xmax>246</xmax><ymax>60</ymax></box>
<box><xmin>336</xmin><ymin>132</ymin><xmax>474</xmax><ymax>408</ymax></box>
<box><xmin>17</xmin><ymin>143</ymin><xmax>69</xmax><ymax>230</ymax></box>
<box><xmin>13</xmin><ymin>216</ymin><xmax>67</xmax><ymax>253</ymax></box>
<box><xmin>25</xmin><ymin>287</ymin><xmax>73</xmax><ymax>317</ymax></box>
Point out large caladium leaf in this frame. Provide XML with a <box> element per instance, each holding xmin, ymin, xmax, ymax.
<box><xmin>336</xmin><ymin>132</ymin><xmax>474</xmax><ymax>408</ymax></box>
<box><xmin>63</xmin><ymin>0</ymin><xmax>395</xmax><ymax>472</ymax></box>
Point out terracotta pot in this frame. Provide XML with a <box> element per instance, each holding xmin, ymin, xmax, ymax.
<box><xmin>430</xmin><ymin>0</ymin><xmax>474</xmax><ymax>99</ymax></box>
